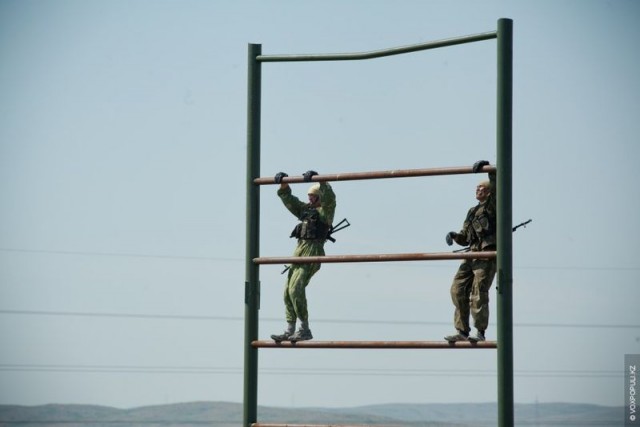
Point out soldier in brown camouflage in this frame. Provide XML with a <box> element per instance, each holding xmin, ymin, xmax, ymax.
<box><xmin>444</xmin><ymin>160</ymin><xmax>496</xmax><ymax>343</ymax></box>
<box><xmin>270</xmin><ymin>170</ymin><xmax>336</xmax><ymax>342</ymax></box>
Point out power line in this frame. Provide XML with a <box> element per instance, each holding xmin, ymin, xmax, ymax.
<box><xmin>1</xmin><ymin>309</ymin><xmax>638</xmax><ymax>329</ymax></box>
<box><xmin>0</xmin><ymin>248</ymin><xmax>241</xmax><ymax>262</ymax></box>
<box><xmin>0</xmin><ymin>309</ymin><xmax>242</xmax><ymax>322</ymax></box>
<box><xmin>0</xmin><ymin>363</ymin><xmax>623</xmax><ymax>378</ymax></box>
<box><xmin>2</xmin><ymin>248</ymin><xmax>638</xmax><ymax>271</ymax></box>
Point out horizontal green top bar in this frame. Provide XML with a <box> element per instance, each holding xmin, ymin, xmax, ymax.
<box><xmin>257</xmin><ymin>31</ymin><xmax>496</xmax><ymax>62</ymax></box>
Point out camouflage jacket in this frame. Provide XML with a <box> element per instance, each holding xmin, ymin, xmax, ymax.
<box><xmin>278</xmin><ymin>182</ymin><xmax>336</xmax><ymax>258</ymax></box>
<box><xmin>453</xmin><ymin>173</ymin><xmax>496</xmax><ymax>251</ymax></box>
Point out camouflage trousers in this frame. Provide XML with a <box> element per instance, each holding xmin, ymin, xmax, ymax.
<box><xmin>449</xmin><ymin>257</ymin><xmax>496</xmax><ymax>333</ymax></box>
<box><xmin>283</xmin><ymin>263</ymin><xmax>320</xmax><ymax>323</ymax></box>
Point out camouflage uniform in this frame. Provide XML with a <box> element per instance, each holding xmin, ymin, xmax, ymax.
<box><xmin>449</xmin><ymin>173</ymin><xmax>497</xmax><ymax>335</ymax></box>
<box><xmin>278</xmin><ymin>182</ymin><xmax>336</xmax><ymax>325</ymax></box>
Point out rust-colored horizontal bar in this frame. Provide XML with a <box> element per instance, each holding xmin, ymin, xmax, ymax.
<box><xmin>252</xmin><ymin>340</ymin><xmax>497</xmax><ymax>349</ymax></box>
<box><xmin>253</xmin><ymin>424</ymin><xmax>375</xmax><ymax>427</ymax></box>
<box><xmin>254</xmin><ymin>165</ymin><xmax>496</xmax><ymax>185</ymax></box>
<box><xmin>254</xmin><ymin>251</ymin><xmax>496</xmax><ymax>265</ymax></box>
<box><xmin>253</xmin><ymin>424</ymin><xmax>380</xmax><ymax>427</ymax></box>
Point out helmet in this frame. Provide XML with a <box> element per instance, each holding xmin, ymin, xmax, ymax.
<box><xmin>307</xmin><ymin>183</ymin><xmax>321</xmax><ymax>196</ymax></box>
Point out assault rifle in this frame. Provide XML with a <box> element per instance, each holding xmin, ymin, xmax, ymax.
<box><xmin>326</xmin><ymin>218</ymin><xmax>350</xmax><ymax>243</ymax></box>
<box><xmin>453</xmin><ymin>219</ymin><xmax>532</xmax><ymax>253</ymax></box>
<box><xmin>512</xmin><ymin>218</ymin><xmax>532</xmax><ymax>232</ymax></box>
<box><xmin>281</xmin><ymin>218</ymin><xmax>351</xmax><ymax>274</ymax></box>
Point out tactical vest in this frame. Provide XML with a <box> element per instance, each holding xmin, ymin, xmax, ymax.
<box><xmin>290</xmin><ymin>207</ymin><xmax>330</xmax><ymax>241</ymax></box>
<box><xmin>466</xmin><ymin>202</ymin><xmax>496</xmax><ymax>249</ymax></box>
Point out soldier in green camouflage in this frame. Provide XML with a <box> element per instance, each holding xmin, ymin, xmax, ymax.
<box><xmin>444</xmin><ymin>160</ymin><xmax>496</xmax><ymax>343</ymax></box>
<box><xmin>270</xmin><ymin>170</ymin><xmax>336</xmax><ymax>342</ymax></box>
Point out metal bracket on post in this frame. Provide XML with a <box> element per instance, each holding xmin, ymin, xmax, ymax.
<box><xmin>244</xmin><ymin>281</ymin><xmax>261</xmax><ymax>309</ymax></box>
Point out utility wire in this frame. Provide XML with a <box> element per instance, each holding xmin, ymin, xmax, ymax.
<box><xmin>2</xmin><ymin>248</ymin><xmax>638</xmax><ymax>271</ymax></box>
<box><xmin>0</xmin><ymin>248</ymin><xmax>240</xmax><ymax>262</ymax></box>
<box><xmin>0</xmin><ymin>364</ymin><xmax>622</xmax><ymax>378</ymax></box>
<box><xmin>1</xmin><ymin>309</ymin><xmax>638</xmax><ymax>329</ymax></box>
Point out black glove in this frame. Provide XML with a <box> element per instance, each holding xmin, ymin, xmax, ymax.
<box><xmin>274</xmin><ymin>172</ymin><xmax>288</xmax><ymax>184</ymax></box>
<box><xmin>445</xmin><ymin>231</ymin><xmax>457</xmax><ymax>246</ymax></box>
<box><xmin>472</xmin><ymin>160</ymin><xmax>490</xmax><ymax>173</ymax></box>
<box><xmin>302</xmin><ymin>170</ymin><xmax>318</xmax><ymax>182</ymax></box>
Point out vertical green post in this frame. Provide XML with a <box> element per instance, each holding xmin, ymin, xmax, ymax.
<box><xmin>243</xmin><ymin>43</ymin><xmax>262</xmax><ymax>427</ymax></box>
<box><xmin>496</xmin><ymin>18</ymin><xmax>514</xmax><ymax>427</ymax></box>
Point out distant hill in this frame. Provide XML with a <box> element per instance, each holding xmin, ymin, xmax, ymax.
<box><xmin>0</xmin><ymin>401</ymin><xmax>623</xmax><ymax>426</ymax></box>
<box><xmin>320</xmin><ymin>402</ymin><xmax>623</xmax><ymax>425</ymax></box>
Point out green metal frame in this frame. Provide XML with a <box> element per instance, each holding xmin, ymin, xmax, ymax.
<box><xmin>244</xmin><ymin>18</ymin><xmax>513</xmax><ymax>427</ymax></box>
<box><xmin>496</xmin><ymin>18</ymin><xmax>514</xmax><ymax>427</ymax></box>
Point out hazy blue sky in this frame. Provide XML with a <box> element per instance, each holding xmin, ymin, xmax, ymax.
<box><xmin>1</xmin><ymin>0</ymin><xmax>639</xmax><ymax>410</ymax></box>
